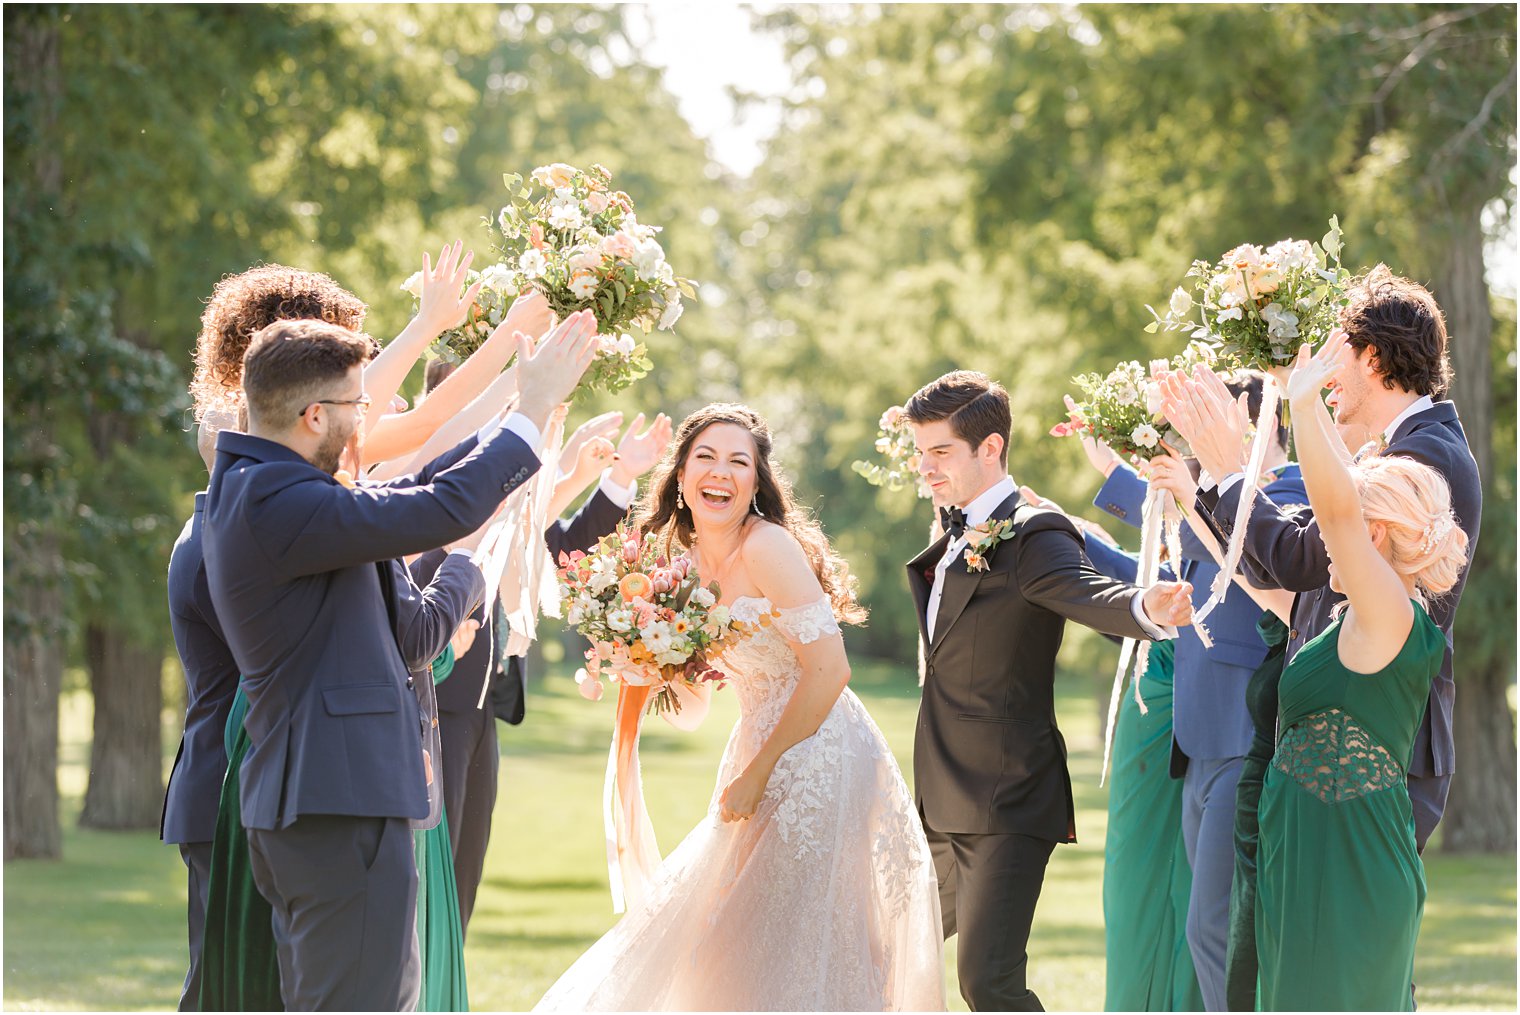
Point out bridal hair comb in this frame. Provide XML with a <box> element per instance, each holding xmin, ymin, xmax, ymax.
<box><xmin>1418</xmin><ymin>513</ymin><xmax>1455</xmax><ymax>556</ymax></box>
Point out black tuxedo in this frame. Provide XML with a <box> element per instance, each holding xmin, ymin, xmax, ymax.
<box><xmin>908</xmin><ymin>490</ymin><xmax>1155</xmax><ymax>1011</ymax></box>
<box><xmin>411</xmin><ymin>485</ymin><xmax>629</xmax><ymax>937</ymax></box>
<box><xmin>1196</xmin><ymin>399</ymin><xmax>1481</xmax><ymax>849</ymax></box>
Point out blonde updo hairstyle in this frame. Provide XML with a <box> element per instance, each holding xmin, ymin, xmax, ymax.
<box><xmin>1353</xmin><ymin>456</ymin><xmax>1469</xmax><ymax>603</ymax></box>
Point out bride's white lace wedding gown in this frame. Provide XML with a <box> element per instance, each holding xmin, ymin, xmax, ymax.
<box><xmin>535</xmin><ymin>596</ymin><xmax>946</xmax><ymax>1012</ymax></box>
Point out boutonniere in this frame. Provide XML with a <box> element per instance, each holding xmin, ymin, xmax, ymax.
<box><xmin>963</xmin><ymin>519</ymin><xmax>1015</xmax><ymax>573</ymax></box>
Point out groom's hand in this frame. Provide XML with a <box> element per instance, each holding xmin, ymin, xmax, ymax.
<box><xmin>1141</xmin><ymin>580</ymin><xmax>1194</xmax><ymax>628</ymax></box>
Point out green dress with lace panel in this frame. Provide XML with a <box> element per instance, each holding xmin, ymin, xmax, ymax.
<box><xmin>1255</xmin><ymin>606</ymin><xmax>1443</xmax><ymax>1012</ymax></box>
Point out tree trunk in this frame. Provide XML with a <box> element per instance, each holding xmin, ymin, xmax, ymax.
<box><xmin>1433</xmin><ymin>206</ymin><xmax>1517</xmax><ymax>853</ymax></box>
<box><xmin>3</xmin><ymin>536</ymin><xmax>66</xmax><ymax>860</ymax></box>
<box><xmin>78</xmin><ymin>624</ymin><xmax>166</xmax><ymax>830</ymax></box>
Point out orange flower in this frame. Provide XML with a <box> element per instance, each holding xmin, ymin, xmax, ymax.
<box><xmin>620</xmin><ymin>572</ymin><xmax>654</xmax><ymax>602</ymax></box>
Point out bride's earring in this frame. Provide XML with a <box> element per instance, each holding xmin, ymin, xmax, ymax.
<box><xmin>677</xmin><ymin>486</ymin><xmax>686</xmax><ymax>511</ymax></box>
<box><xmin>752</xmin><ymin>494</ymin><xmax>761</xmax><ymax>516</ymax></box>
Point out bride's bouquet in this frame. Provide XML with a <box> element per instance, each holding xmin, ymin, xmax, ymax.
<box><xmin>558</xmin><ymin>523</ymin><xmax>755</xmax><ymax>715</ymax></box>
<box><xmin>852</xmin><ymin>404</ymin><xmax>930</xmax><ymax>497</ymax></box>
<box><xmin>1144</xmin><ymin>216</ymin><xmax>1351</xmax><ymax>371</ymax></box>
<box><xmin>1049</xmin><ymin>340</ymin><xmax>1219</xmax><ymax>463</ymax></box>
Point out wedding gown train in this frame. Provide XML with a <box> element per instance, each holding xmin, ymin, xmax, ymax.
<box><xmin>534</xmin><ymin>596</ymin><xmax>945</xmax><ymax>1012</ymax></box>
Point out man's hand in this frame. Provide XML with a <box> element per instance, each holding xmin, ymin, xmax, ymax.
<box><xmin>610</xmin><ymin>412</ymin><xmax>673</xmax><ymax>488</ymax></box>
<box><xmin>1141</xmin><ymin>580</ymin><xmax>1195</xmax><ymax>628</ymax></box>
<box><xmin>450</xmin><ymin>618</ymin><xmax>480</xmax><ymax>659</ymax></box>
<box><xmin>414</xmin><ymin>240</ymin><xmax>483</xmax><ymax>337</ymax></box>
<box><xmin>1065</xmin><ymin>395</ymin><xmax>1120</xmax><ymax>478</ymax></box>
<box><xmin>515</xmin><ymin>310</ymin><xmax>599</xmax><ymax>427</ymax></box>
<box><xmin>1160</xmin><ymin>367</ymin><xmax>1250</xmax><ymax>484</ymax></box>
<box><xmin>1285</xmin><ymin>331</ymin><xmax>1348</xmax><ymax>409</ymax></box>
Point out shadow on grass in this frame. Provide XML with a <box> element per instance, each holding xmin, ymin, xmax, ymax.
<box><xmin>482</xmin><ymin>875</ymin><xmax>604</xmax><ymax>893</ymax></box>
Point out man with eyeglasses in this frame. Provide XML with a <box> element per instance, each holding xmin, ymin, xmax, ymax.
<box><xmin>203</xmin><ymin>312</ymin><xmax>597</xmax><ymax>1010</ymax></box>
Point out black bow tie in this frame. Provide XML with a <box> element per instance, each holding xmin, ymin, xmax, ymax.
<box><xmin>939</xmin><ymin>506</ymin><xmax>967</xmax><ymax>540</ymax></box>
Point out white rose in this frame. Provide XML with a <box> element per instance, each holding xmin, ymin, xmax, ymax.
<box><xmin>709</xmin><ymin>605</ymin><xmax>731</xmax><ymax>628</ymax></box>
<box><xmin>400</xmin><ymin>271</ymin><xmax>424</xmax><ymax>297</ymax></box>
<box><xmin>568</xmin><ymin>247</ymin><xmax>602</xmax><ymax>272</ymax></box>
<box><xmin>518</xmin><ymin>249</ymin><xmax>548</xmax><ymax>278</ymax></box>
<box><xmin>658</xmin><ymin>295</ymin><xmax>684</xmax><ymax>329</ymax></box>
<box><xmin>1168</xmin><ymin>286</ymin><xmax>1193</xmax><ymax>317</ymax></box>
<box><xmin>548</xmin><ymin>203</ymin><xmax>584</xmax><ymax>231</ymax></box>
<box><xmin>632</xmin><ymin>237</ymin><xmax>665</xmax><ymax>278</ymax></box>
<box><xmin>1131</xmin><ymin>423</ymin><xmax>1161</xmax><ymax>449</ymax></box>
<box><xmin>588</xmin><ymin>571</ymin><xmax>617</xmax><ymax>595</ymax></box>
<box><xmin>689</xmin><ymin>586</ymin><xmax>716</xmax><ymax>609</ymax></box>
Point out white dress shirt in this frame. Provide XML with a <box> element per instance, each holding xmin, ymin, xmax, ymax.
<box><xmin>925</xmin><ymin>475</ymin><xmax>1172</xmax><ymax>642</ymax></box>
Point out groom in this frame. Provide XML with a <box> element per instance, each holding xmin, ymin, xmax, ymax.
<box><xmin>903</xmin><ymin>370</ymin><xmax>1195</xmax><ymax>1012</ymax></box>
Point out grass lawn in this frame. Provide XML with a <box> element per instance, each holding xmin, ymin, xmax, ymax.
<box><xmin>5</xmin><ymin>658</ymin><xmax>1515</xmax><ymax>1011</ymax></box>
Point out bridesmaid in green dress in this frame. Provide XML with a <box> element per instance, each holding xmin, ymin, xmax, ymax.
<box><xmin>1078</xmin><ymin>527</ymin><xmax>1204</xmax><ymax>1011</ymax></box>
<box><xmin>1254</xmin><ymin>339</ymin><xmax>1469</xmax><ymax>1010</ymax></box>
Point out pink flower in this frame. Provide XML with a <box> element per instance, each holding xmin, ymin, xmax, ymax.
<box><xmin>600</xmin><ymin>231</ymin><xmax>638</xmax><ymax>260</ymax></box>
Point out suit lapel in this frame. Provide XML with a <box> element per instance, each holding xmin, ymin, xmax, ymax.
<box><xmin>907</xmin><ymin>534</ymin><xmax>951</xmax><ymax>650</ymax></box>
<box><xmin>929</xmin><ymin>490</ymin><xmax>1023</xmax><ymax>655</ymax></box>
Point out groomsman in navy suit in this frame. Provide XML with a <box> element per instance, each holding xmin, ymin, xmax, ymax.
<box><xmin>204</xmin><ymin>313</ymin><xmax>595</xmax><ymax>1010</ymax></box>
<box><xmin>1082</xmin><ymin>373</ymin><xmax>1305</xmax><ymax>1011</ymax></box>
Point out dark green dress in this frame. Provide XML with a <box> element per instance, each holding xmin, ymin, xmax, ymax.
<box><xmin>1224</xmin><ymin>614</ymin><xmax>1290</xmax><ymax>1012</ymax></box>
<box><xmin>1256</xmin><ymin>608</ymin><xmax>1442</xmax><ymax>1011</ymax></box>
<box><xmin>1103</xmin><ymin>639</ymin><xmax>1205</xmax><ymax>1011</ymax></box>
<box><xmin>198</xmin><ymin>652</ymin><xmax>470</xmax><ymax>1012</ymax></box>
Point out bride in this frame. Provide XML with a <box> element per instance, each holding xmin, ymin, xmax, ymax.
<box><xmin>536</xmin><ymin>403</ymin><xmax>945</xmax><ymax>1012</ymax></box>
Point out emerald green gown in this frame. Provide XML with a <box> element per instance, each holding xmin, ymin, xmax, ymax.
<box><xmin>198</xmin><ymin>649</ymin><xmax>470</xmax><ymax>1011</ymax></box>
<box><xmin>1256</xmin><ymin>608</ymin><xmax>1442</xmax><ymax>1011</ymax></box>
<box><xmin>1102</xmin><ymin>639</ymin><xmax>1206</xmax><ymax>1011</ymax></box>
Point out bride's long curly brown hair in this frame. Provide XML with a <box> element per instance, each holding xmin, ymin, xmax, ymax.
<box><xmin>635</xmin><ymin>403</ymin><xmax>867</xmax><ymax>625</ymax></box>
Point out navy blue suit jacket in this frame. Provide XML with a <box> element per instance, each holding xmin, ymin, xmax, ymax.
<box><xmin>1198</xmin><ymin>400</ymin><xmax>1481</xmax><ymax>785</ymax></box>
<box><xmin>1096</xmin><ymin>462</ymin><xmax>1306</xmax><ymax>762</ymax></box>
<box><xmin>204</xmin><ymin>423</ymin><xmax>537</xmax><ymax>831</ymax></box>
<box><xmin>161</xmin><ymin>492</ymin><xmax>241</xmax><ymax>844</ymax></box>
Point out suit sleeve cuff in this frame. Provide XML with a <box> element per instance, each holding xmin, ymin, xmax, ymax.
<box><xmin>1216</xmin><ymin>472</ymin><xmax>1245</xmax><ymax>497</ymax></box>
<box><xmin>597</xmin><ymin>471</ymin><xmax>636</xmax><ymax>509</ymax></box>
<box><xmin>1130</xmin><ymin>591</ymin><xmax>1177</xmax><ymax>641</ymax></box>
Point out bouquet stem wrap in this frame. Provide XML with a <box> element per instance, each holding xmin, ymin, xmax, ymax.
<box><xmin>603</xmin><ymin>681</ymin><xmax>661</xmax><ymax>914</ymax></box>
<box><xmin>1192</xmin><ymin>380</ymin><xmax>1279</xmax><ymax>633</ymax></box>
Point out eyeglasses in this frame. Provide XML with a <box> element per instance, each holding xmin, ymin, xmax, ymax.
<box><xmin>303</xmin><ymin>393</ymin><xmax>372</xmax><ymax>416</ymax></box>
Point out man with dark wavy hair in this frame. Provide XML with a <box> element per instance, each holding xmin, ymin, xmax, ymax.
<box><xmin>1172</xmin><ymin>265</ymin><xmax>1482</xmax><ymax>854</ymax></box>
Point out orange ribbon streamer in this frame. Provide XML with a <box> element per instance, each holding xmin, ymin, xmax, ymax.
<box><xmin>602</xmin><ymin>681</ymin><xmax>662</xmax><ymax>913</ymax></box>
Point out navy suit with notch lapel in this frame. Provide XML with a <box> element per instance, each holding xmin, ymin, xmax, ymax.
<box><xmin>203</xmin><ymin>422</ymin><xmax>537</xmax><ymax>1011</ymax></box>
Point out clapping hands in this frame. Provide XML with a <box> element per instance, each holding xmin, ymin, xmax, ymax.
<box><xmin>1158</xmin><ymin>366</ymin><xmax>1251</xmax><ymax>484</ymax></box>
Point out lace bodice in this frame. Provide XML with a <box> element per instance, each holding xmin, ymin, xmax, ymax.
<box><xmin>719</xmin><ymin>596</ymin><xmax>842</xmax><ymax>726</ymax></box>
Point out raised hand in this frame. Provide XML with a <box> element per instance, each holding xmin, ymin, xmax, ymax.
<box><xmin>415</xmin><ymin>240</ymin><xmax>483</xmax><ymax>336</ymax></box>
<box><xmin>1285</xmin><ymin>331</ymin><xmax>1348</xmax><ymax>409</ymax></box>
<box><xmin>1160</xmin><ymin>367</ymin><xmax>1250</xmax><ymax>483</ymax></box>
<box><xmin>504</xmin><ymin>288</ymin><xmax>554</xmax><ymax>342</ymax></box>
<box><xmin>563</xmin><ymin>410</ymin><xmax>624</xmax><ymax>464</ymax></box>
<box><xmin>1065</xmin><ymin>394</ymin><xmax>1120</xmax><ymax>477</ymax></box>
<box><xmin>1141</xmin><ymin>580</ymin><xmax>1195</xmax><ymax>628</ymax></box>
<box><xmin>610</xmin><ymin>412</ymin><xmax>673</xmax><ymax>488</ymax></box>
<box><xmin>515</xmin><ymin>309</ymin><xmax>599</xmax><ymax>425</ymax></box>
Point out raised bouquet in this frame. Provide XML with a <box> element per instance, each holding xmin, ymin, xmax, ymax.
<box><xmin>1144</xmin><ymin>216</ymin><xmax>1351</xmax><ymax>371</ymax></box>
<box><xmin>401</xmin><ymin>161</ymin><xmax>698</xmax><ymax>395</ymax></box>
<box><xmin>852</xmin><ymin>404</ymin><xmax>930</xmax><ymax>497</ymax></box>
<box><xmin>1049</xmin><ymin>340</ymin><xmax>1220</xmax><ymax>462</ymax></box>
<box><xmin>558</xmin><ymin>523</ymin><xmax>754</xmax><ymax>714</ymax></box>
